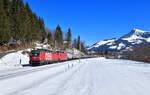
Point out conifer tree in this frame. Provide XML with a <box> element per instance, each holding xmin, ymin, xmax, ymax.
<box><xmin>38</xmin><ymin>18</ymin><xmax>46</xmax><ymax>42</ymax></box>
<box><xmin>54</xmin><ymin>25</ymin><xmax>63</xmax><ymax>45</ymax></box>
<box><xmin>80</xmin><ymin>41</ymin><xmax>87</xmax><ymax>54</ymax></box>
<box><xmin>19</xmin><ymin>0</ymin><xmax>29</xmax><ymax>42</ymax></box>
<box><xmin>77</xmin><ymin>36</ymin><xmax>81</xmax><ymax>50</ymax></box>
<box><xmin>54</xmin><ymin>26</ymin><xmax>59</xmax><ymax>45</ymax></box>
<box><xmin>59</xmin><ymin>29</ymin><xmax>63</xmax><ymax>44</ymax></box>
<box><xmin>72</xmin><ymin>38</ymin><xmax>77</xmax><ymax>48</ymax></box>
<box><xmin>47</xmin><ymin>31</ymin><xmax>53</xmax><ymax>44</ymax></box>
<box><xmin>0</xmin><ymin>0</ymin><xmax>10</xmax><ymax>45</ymax></box>
<box><xmin>3</xmin><ymin>0</ymin><xmax>11</xmax><ymax>16</ymax></box>
<box><xmin>11</xmin><ymin>0</ymin><xmax>26</xmax><ymax>41</ymax></box>
<box><xmin>25</xmin><ymin>2</ymin><xmax>33</xmax><ymax>42</ymax></box>
<box><xmin>31</xmin><ymin>14</ymin><xmax>41</xmax><ymax>41</ymax></box>
<box><xmin>66</xmin><ymin>28</ymin><xmax>72</xmax><ymax>47</ymax></box>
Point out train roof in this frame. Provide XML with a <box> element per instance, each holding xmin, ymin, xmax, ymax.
<box><xmin>31</xmin><ymin>49</ymin><xmax>52</xmax><ymax>52</ymax></box>
<box><xmin>31</xmin><ymin>49</ymin><xmax>66</xmax><ymax>53</ymax></box>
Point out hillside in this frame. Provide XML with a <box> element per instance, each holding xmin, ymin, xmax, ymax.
<box><xmin>88</xmin><ymin>29</ymin><xmax>150</xmax><ymax>52</ymax></box>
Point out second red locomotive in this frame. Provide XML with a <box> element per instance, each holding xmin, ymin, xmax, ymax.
<box><xmin>29</xmin><ymin>49</ymin><xmax>68</xmax><ymax>66</ymax></box>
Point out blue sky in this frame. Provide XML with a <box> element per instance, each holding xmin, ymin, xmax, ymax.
<box><xmin>24</xmin><ymin>0</ymin><xmax>150</xmax><ymax>45</ymax></box>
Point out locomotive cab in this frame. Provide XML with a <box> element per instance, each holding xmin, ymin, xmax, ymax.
<box><xmin>29</xmin><ymin>50</ymin><xmax>42</xmax><ymax>65</ymax></box>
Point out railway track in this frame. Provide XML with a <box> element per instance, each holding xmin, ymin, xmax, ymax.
<box><xmin>0</xmin><ymin>57</ymin><xmax>91</xmax><ymax>81</ymax></box>
<box><xmin>0</xmin><ymin>53</ymin><xmax>7</xmax><ymax>59</ymax></box>
<box><xmin>0</xmin><ymin>50</ymin><xmax>18</xmax><ymax>59</ymax></box>
<box><xmin>0</xmin><ymin>62</ymin><xmax>66</xmax><ymax>81</ymax></box>
<box><xmin>0</xmin><ymin>49</ymin><xmax>94</xmax><ymax>81</ymax></box>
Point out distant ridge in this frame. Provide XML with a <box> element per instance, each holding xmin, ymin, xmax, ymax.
<box><xmin>87</xmin><ymin>29</ymin><xmax>150</xmax><ymax>52</ymax></box>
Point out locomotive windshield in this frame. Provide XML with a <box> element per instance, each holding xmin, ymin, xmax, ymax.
<box><xmin>30</xmin><ymin>51</ymin><xmax>40</xmax><ymax>56</ymax></box>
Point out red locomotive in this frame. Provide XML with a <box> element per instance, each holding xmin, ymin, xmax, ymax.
<box><xmin>29</xmin><ymin>49</ymin><xmax>68</xmax><ymax>66</ymax></box>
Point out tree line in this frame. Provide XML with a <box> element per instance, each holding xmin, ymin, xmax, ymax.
<box><xmin>0</xmin><ymin>0</ymin><xmax>47</xmax><ymax>45</ymax></box>
<box><xmin>0</xmin><ymin>0</ymin><xmax>87</xmax><ymax>53</ymax></box>
<box><xmin>121</xmin><ymin>45</ymin><xmax>150</xmax><ymax>63</ymax></box>
<box><xmin>46</xmin><ymin>25</ymin><xmax>87</xmax><ymax>53</ymax></box>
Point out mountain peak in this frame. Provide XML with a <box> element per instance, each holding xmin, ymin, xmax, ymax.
<box><xmin>122</xmin><ymin>28</ymin><xmax>148</xmax><ymax>38</ymax></box>
<box><xmin>132</xmin><ymin>28</ymin><xmax>146</xmax><ymax>34</ymax></box>
<box><xmin>88</xmin><ymin>28</ymin><xmax>150</xmax><ymax>52</ymax></box>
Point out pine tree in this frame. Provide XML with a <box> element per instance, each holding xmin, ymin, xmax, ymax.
<box><xmin>54</xmin><ymin>26</ymin><xmax>59</xmax><ymax>45</ymax></box>
<box><xmin>77</xmin><ymin>36</ymin><xmax>81</xmax><ymax>50</ymax></box>
<box><xmin>72</xmin><ymin>38</ymin><xmax>77</xmax><ymax>48</ymax></box>
<box><xmin>19</xmin><ymin>0</ymin><xmax>29</xmax><ymax>43</ymax></box>
<box><xmin>31</xmin><ymin>14</ymin><xmax>41</xmax><ymax>41</ymax></box>
<box><xmin>39</xmin><ymin>18</ymin><xmax>46</xmax><ymax>43</ymax></box>
<box><xmin>47</xmin><ymin>31</ymin><xmax>53</xmax><ymax>44</ymax></box>
<box><xmin>54</xmin><ymin>25</ymin><xmax>63</xmax><ymax>45</ymax></box>
<box><xmin>11</xmin><ymin>0</ymin><xmax>26</xmax><ymax>42</ymax></box>
<box><xmin>3</xmin><ymin>0</ymin><xmax>11</xmax><ymax>16</ymax></box>
<box><xmin>57</xmin><ymin>25</ymin><xmax>63</xmax><ymax>44</ymax></box>
<box><xmin>66</xmin><ymin>28</ymin><xmax>72</xmax><ymax>47</ymax></box>
<box><xmin>0</xmin><ymin>0</ymin><xmax>11</xmax><ymax>45</ymax></box>
<box><xmin>3</xmin><ymin>0</ymin><xmax>11</xmax><ymax>42</ymax></box>
<box><xmin>59</xmin><ymin>29</ymin><xmax>63</xmax><ymax>44</ymax></box>
<box><xmin>80</xmin><ymin>41</ymin><xmax>87</xmax><ymax>54</ymax></box>
<box><xmin>24</xmin><ymin>2</ymin><xmax>33</xmax><ymax>42</ymax></box>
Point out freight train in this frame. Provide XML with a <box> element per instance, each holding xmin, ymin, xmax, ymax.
<box><xmin>29</xmin><ymin>49</ymin><xmax>75</xmax><ymax>66</ymax></box>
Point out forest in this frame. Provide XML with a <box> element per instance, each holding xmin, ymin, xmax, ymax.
<box><xmin>0</xmin><ymin>0</ymin><xmax>86</xmax><ymax>53</ymax></box>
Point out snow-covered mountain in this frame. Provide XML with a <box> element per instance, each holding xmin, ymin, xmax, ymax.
<box><xmin>88</xmin><ymin>29</ymin><xmax>150</xmax><ymax>52</ymax></box>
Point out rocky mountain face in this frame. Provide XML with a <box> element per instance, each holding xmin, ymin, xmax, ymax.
<box><xmin>88</xmin><ymin>29</ymin><xmax>150</xmax><ymax>52</ymax></box>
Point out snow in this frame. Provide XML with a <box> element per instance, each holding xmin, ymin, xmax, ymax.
<box><xmin>1</xmin><ymin>58</ymin><xmax>150</xmax><ymax>95</ymax></box>
<box><xmin>110</xmin><ymin>45</ymin><xmax>117</xmax><ymax>49</ymax></box>
<box><xmin>109</xmin><ymin>43</ymin><xmax>126</xmax><ymax>50</ymax></box>
<box><xmin>72</xmin><ymin>48</ymin><xmax>83</xmax><ymax>55</ymax></box>
<box><xmin>133</xmin><ymin>28</ymin><xmax>146</xmax><ymax>34</ymax></box>
<box><xmin>146</xmin><ymin>37</ymin><xmax>150</xmax><ymax>42</ymax></box>
<box><xmin>0</xmin><ymin>42</ymin><xmax>50</xmax><ymax>67</ymax></box>
<box><xmin>0</xmin><ymin>50</ymin><xmax>29</xmax><ymax>68</ymax></box>
<box><xmin>122</xmin><ymin>35</ymin><xmax>143</xmax><ymax>43</ymax></box>
<box><xmin>107</xmin><ymin>42</ymin><xmax>114</xmax><ymax>45</ymax></box>
<box><xmin>122</xmin><ymin>29</ymin><xmax>149</xmax><ymax>44</ymax></box>
<box><xmin>88</xmin><ymin>39</ymin><xmax>116</xmax><ymax>50</ymax></box>
<box><xmin>34</xmin><ymin>42</ymin><xmax>51</xmax><ymax>49</ymax></box>
<box><xmin>117</xmin><ymin>43</ymin><xmax>125</xmax><ymax>50</ymax></box>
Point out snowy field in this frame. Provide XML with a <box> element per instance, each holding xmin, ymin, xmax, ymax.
<box><xmin>1</xmin><ymin>58</ymin><xmax>150</xmax><ymax>95</ymax></box>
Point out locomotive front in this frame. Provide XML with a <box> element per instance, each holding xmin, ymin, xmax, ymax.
<box><xmin>29</xmin><ymin>50</ymin><xmax>41</xmax><ymax>66</ymax></box>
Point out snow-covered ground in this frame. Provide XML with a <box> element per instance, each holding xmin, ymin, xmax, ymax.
<box><xmin>1</xmin><ymin>58</ymin><xmax>150</xmax><ymax>95</ymax></box>
<box><xmin>0</xmin><ymin>50</ymin><xmax>29</xmax><ymax>68</ymax></box>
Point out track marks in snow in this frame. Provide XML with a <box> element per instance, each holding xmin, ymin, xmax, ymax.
<box><xmin>58</xmin><ymin>60</ymin><xmax>98</xmax><ymax>95</ymax></box>
<box><xmin>57</xmin><ymin>59</ymin><xmax>150</xmax><ymax>95</ymax></box>
<box><xmin>1</xmin><ymin>58</ymin><xmax>150</xmax><ymax>95</ymax></box>
<box><xmin>13</xmin><ymin>60</ymin><xmax>86</xmax><ymax>95</ymax></box>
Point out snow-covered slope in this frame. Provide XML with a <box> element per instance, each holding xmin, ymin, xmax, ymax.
<box><xmin>0</xmin><ymin>50</ymin><xmax>30</xmax><ymax>67</ymax></box>
<box><xmin>88</xmin><ymin>28</ymin><xmax>150</xmax><ymax>52</ymax></box>
<box><xmin>88</xmin><ymin>38</ymin><xmax>117</xmax><ymax>50</ymax></box>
